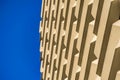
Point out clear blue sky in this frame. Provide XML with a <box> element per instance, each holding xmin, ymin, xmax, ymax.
<box><xmin>0</xmin><ymin>0</ymin><xmax>42</xmax><ymax>80</ymax></box>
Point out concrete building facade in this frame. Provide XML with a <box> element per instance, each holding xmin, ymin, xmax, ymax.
<box><xmin>40</xmin><ymin>0</ymin><xmax>120</xmax><ymax>80</ymax></box>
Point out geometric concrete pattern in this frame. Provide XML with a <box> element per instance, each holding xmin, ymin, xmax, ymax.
<box><xmin>39</xmin><ymin>0</ymin><xmax>120</xmax><ymax>80</ymax></box>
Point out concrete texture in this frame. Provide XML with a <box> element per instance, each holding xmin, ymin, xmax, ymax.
<box><xmin>40</xmin><ymin>0</ymin><xmax>120</xmax><ymax>80</ymax></box>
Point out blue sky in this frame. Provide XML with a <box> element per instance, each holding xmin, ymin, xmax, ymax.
<box><xmin>0</xmin><ymin>0</ymin><xmax>42</xmax><ymax>80</ymax></box>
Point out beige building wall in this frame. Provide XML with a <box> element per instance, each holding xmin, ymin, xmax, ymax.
<box><xmin>39</xmin><ymin>0</ymin><xmax>120</xmax><ymax>80</ymax></box>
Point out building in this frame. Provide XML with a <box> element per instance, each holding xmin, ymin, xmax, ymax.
<box><xmin>40</xmin><ymin>0</ymin><xmax>120</xmax><ymax>80</ymax></box>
